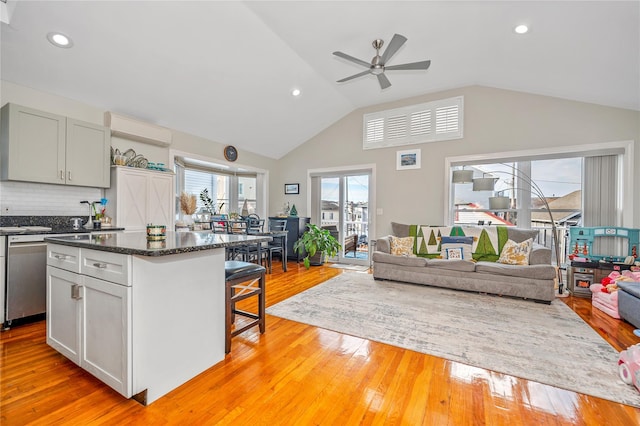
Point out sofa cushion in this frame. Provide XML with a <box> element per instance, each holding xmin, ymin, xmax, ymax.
<box><xmin>390</xmin><ymin>236</ymin><xmax>415</xmax><ymax>256</ymax></box>
<box><xmin>475</xmin><ymin>261</ymin><xmax>557</xmax><ymax>279</ymax></box>
<box><xmin>426</xmin><ymin>258</ymin><xmax>476</xmax><ymax>272</ymax></box>
<box><xmin>391</xmin><ymin>222</ymin><xmax>411</xmax><ymax>238</ymax></box>
<box><xmin>497</xmin><ymin>238</ymin><xmax>533</xmax><ymax>265</ymax></box>
<box><xmin>372</xmin><ymin>251</ymin><xmax>428</xmax><ymax>267</ymax></box>
<box><xmin>506</xmin><ymin>228</ymin><xmax>539</xmax><ymax>243</ymax></box>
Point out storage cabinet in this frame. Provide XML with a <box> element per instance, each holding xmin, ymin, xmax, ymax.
<box><xmin>47</xmin><ymin>245</ymin><xmax>132</xmax><ymax>397</ymax></box>
<box><xmin>105</xmin><ymin>166</ymin><xmax>175</xmax><ymax>231</ymax></box>
<box><xmin>269</xmin><ymin>216</ymin><xmax>310</xmax><ymax>261</ymax></box>
<box><xmin>0</xmin><ymin>103</ymin><xmax>111</xmax><ymax>187</ymax></box>
<box><xmin>0</xmin><ymin>236</ymin><xmax>5</xmax><ymax>325</ymax></box>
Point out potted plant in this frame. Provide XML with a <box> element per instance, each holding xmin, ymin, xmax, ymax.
<box><xmin>293</xmin><ymin>223</ymin><xmax>342</xmax><ymax>269</ymax></box>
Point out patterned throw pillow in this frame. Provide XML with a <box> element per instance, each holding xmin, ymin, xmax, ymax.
<box><xmin>497</xmin><ymin>238</ymin><xmax>533</xmax><ymax>265</ymax></box>
<box><xmin>390</xmin><ymin>236</ymin><xmax>415</xmax><ymax>257</ymax></box>
<box><xmin>440</xmin><ymin>236</ymin><xmax>474</xmax><ymax>260</ymax></box>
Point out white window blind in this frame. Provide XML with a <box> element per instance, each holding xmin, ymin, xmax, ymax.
<box><xmin>363</xmin><ymin>96</ymin><xmax>463</xmax><ymax>149</ymax></box>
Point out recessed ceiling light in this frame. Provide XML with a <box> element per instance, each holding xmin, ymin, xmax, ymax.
<box><xmin>514</xmin><ymin>24</ymin><xmax>529</xmax><ymax>34</ymax></box>
<box><xmin>291</xmin><ymin>89</ymin><xmax>301</xmax><ymax>97</ymax></box>
<box><xmin>47</xmin><ymin>32</ymin><xmax>73</xmax><ymax>48</ymax></box>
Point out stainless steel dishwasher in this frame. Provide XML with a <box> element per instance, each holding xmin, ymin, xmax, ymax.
<box><xmin>4</xmin><ymin>233</ymin><xmax>48</xmax><ymax>328</ymax></box>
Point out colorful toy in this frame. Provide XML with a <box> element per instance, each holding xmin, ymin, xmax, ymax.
<box><xmin>619</xmin><ymin>343</ymin><xmax>640</xmax><ymax>392</ymax></box>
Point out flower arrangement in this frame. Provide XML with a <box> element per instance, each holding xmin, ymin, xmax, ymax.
<box><xmin>199</xmin><ymin>189</ymin><xmax>224</xmax><ymax>215</ymax></box>
<box><xmin>180</xmin><ymin>192</ymin><xmax>197</xmax><ymax>215</ymax></box>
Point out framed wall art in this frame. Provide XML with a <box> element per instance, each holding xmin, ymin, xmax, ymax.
<box><xmin>284</xmin><ymin>183</ymin><xmax>299</xmax><ymax>194</ymax></box>
<box><xmin>396</xmin><ymin>148</ymin><xmax>421</xmax><ymax>170</ymax></box>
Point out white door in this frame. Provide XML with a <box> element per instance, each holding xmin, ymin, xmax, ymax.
<box><xmin>46</xmin><ymin>266</ymin><xmax>82</xmax><ymax>365</ymax></box>
<box><xmin>81</xmin><ymin>275</ymin><xmax>132</xmax><ymax>398</ymax></box>
<box><xmin>318</xmin><ymin>173</ymin><xmax>371</xmax><ymax>265</ymax></box>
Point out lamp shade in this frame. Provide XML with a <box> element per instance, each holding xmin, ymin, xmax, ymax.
<box><xmin>472</xmin><ymin>177</ymin><xmax>497</xmax><ymax>191</ymax></box>
<box><xmin>452</xmin><ymin>169</ymin><xmax>473</xmax><ymax>184</ymax></box>
<box><xmin>488</xmin><ymin>196</ymin><xmax>510</xmax><ymax>210</ymax></box>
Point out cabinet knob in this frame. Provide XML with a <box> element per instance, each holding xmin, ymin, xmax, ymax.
<box><xmin>68</xmin><ymin>171</ymin><xmax>72</xmax><ymax>181</ymax></box>
<box><xmin>92</xmin><ymin>262</ymin><xmax>108</xmax><ymax>269</ymax></box>
<box><xmin>54</xmin><ymin>254</ymin><xmax>68</xmax><ymax>260</ymax></box>
<box><xmin>60</xmin><ymin>170</ymin><xmax>64</xmax><ymax>180</ymax></box>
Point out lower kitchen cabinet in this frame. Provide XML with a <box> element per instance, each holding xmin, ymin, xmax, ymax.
<box><xmin>47</xmin><ymin>248</ymin><xmax>132</xmax><ymax>398</ymax></box>
<box><xmin>46</xmin><ymin>242</ymin><xmax>225</xmax><ymax>405</ymax></box>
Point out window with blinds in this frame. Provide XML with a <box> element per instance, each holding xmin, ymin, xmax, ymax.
<box><xmin>362</xmin><ymin>96</ymin><xmax>463</xmax><ymax>149</ymax></box>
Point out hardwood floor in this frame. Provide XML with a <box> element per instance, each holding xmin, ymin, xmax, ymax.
<box><xmin>2</xmin><ymin>261</ymin><xmax>639</xmax><ymax>425</ymax></box>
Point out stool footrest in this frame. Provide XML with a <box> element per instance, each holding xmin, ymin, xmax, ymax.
<box><xmin>232</xmin><ymin>309</ymin><xmax>259</xmax><ymax>321</ymax></box>
<box><xmin>231</xmin><ymin>320</ymin><xmax>262</xmax><ymax>338</ymax></box>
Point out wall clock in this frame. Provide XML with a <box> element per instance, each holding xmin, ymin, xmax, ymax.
<box><xmin>224</xmin><ymin>145</ymin><xmax>238</xmax><ymax>162</ymax></box>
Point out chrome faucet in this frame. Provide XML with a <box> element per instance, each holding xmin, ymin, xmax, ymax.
<box><xmin>80</xmin><ymin>201</ymin><xmax>92</xmax><ymax>228</ymax></box>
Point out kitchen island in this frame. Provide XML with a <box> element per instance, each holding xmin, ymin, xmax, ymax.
<box><xmin>45</xmin><ymin>231</ymin><xmax>272</xmax><ymax>405</ymax></box>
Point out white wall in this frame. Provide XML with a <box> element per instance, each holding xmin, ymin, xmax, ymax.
<box><xmin>274</xmin><ymin>85</ymin><xmax>640</xmax><ymax>237</ymax></box>
<box><xmin>0</xmin><ymin>81</ymin><xmax>277</xmax><ymax>216</ymax></box>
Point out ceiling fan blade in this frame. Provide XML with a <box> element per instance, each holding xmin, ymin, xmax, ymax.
<box><xmin>333</xmin><ymin>51</ymin><xmax>371</xmax><ymax>68</ymax></box>
<box><xmin>377</xmin><ymin>73</ymin><xmax>392</xmax><ymax>89</ymax></box>
<box><xmin>337</xmin><ymin>69</ymin><xmax>372</xmax><ymax>83</ymax></box>
<box><xmin>385</xmin><ymin>60</ymin><xmax>431</xmax><ymax>71</ymax></box>
<box><xmin>380</xmin><ymin>33</ymin><xmax>407</xmax><ymax>64</ymax></box>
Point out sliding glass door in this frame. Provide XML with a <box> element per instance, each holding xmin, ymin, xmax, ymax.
<box><xmin>319</xmin><ymin>173</ymin><xmax>370</xmax><ymax>265</ymax></box>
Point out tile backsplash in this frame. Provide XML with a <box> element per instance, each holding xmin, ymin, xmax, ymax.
<box><xmin>0</xmin><ymin>181</ymin><xmax>103</xmax><ymax>216</ymax></box>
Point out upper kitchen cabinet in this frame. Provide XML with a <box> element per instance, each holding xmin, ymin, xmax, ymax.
<box><xmin>106</xmin><ymin>166</ymin><xmax>175</xmax><ymax>231</ymax></box>
<box><xmin>0</xmin><ymin>103</ymin><xmax>110</xmax><ymax>188</ymax></box>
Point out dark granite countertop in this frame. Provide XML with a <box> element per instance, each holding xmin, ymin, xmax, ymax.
<box><xmin>0</xmin><ymin>227</ymin><xmax>125</xmax><ymax>236</ymax></box>
<box><xmin>45</xmin><ymin>231</ymin><xmax>272</xmax><ymax>257</ymax></box>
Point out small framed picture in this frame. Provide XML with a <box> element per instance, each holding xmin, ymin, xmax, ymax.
<box><xmin>396</xmin><ymin>149</ymin><xmax>421</xmax><ymax>170</ymax></box>
<box><xmin>284</xmin><ymin>183</ymin><xmax>299</xmax><ymax>194</ymax></box>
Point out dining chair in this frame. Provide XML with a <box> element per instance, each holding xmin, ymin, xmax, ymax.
<box><xmin>266</xmin><ymin>219</ymin><xmax>288</xmax><ymax>272</ymax></box>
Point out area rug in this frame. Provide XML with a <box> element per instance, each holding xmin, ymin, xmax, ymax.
<box><xmin>329</xmin><ymin>263</ymin><xmax>370</xmax><ymax>272</ymax></box>
<box><xmin>267</xmin><ymin>273</ymin><xmax>640</xmax><ymax>408</ymax></box>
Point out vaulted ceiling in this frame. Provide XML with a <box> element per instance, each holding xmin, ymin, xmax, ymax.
<box><xmin>2</xmin><ymin>1</ymin><xmax>638</xmax><ymax>159</ymax></box>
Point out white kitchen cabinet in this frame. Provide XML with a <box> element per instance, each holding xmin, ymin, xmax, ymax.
<box><xmin>106</xmin><ymin>166</ymin><xmax>175</xmax><ymax>231</ymax></box>
<box><xmin>46</xmin><ymin>241</ymin><xmax>225</xmax><ymax>405</ymax></box>
<box><xmin>47</xmin><ymin>266</ymin><xmax>82</xmax><ymax>364</ymax></box>
<box><xmin>0</xmin><ymin>103</ymin><xmax>110</xmax><ymax>187</ymax></box>
<box><xmin>47</xmin><ymin>246</ymin><xmax>132</xmax><ymax>397</ymax></box>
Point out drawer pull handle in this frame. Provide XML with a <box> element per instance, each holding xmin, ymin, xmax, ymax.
<box><xmin>54</xmin><ymin>254</ymin><xmax>68</xmax><ymax>260</ymax></box>
<box><xmin>93</xmin><ymin>262</ymin><xmax>108</xmax><ymax>269</ymax></box>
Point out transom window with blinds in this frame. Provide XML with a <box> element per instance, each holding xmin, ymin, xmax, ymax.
<box><xmin>362</xmin><ymin>96</ymin><xmax>463</xmax><ymax>149</ymax></box>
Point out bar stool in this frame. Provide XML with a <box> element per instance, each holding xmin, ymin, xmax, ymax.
<box><xmin>224</xmin><ymin>260</ymin><xmax>266</xmax><ymax>353</ymax></box>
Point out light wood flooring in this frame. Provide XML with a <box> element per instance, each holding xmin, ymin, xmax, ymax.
<box><xmin>1</xmin><ymin>261</ymin><xmax>639</xmax><ymax>425</ymax></box>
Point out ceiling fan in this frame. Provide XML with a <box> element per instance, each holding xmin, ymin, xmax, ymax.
<box><xmin>333</xmin><ymin>34</ymin><xmax>431</xmax><ymax>89</ymax></box>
